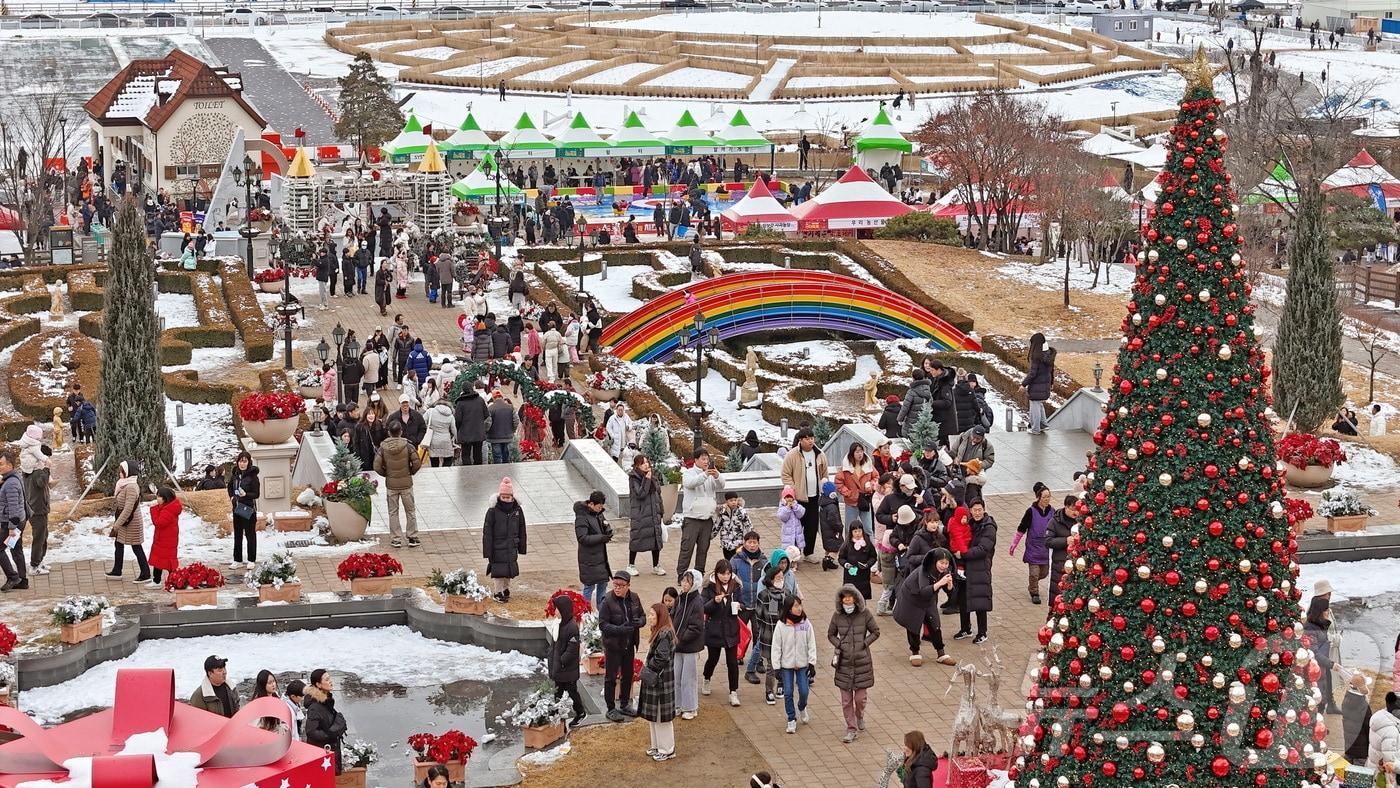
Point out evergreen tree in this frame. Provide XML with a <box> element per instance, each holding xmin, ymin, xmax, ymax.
<box><xmin>641</xmin><ymin>421</ymin><xmax>671</xmax><ymax>468</ymax></box>
<box><xmin>94</xmin><ymin>195</ymin><xmax>172</xmax><ymax>490</ymax></box>
<box><xmin>328</xmin><ymin>438</ymin><xmax>362</xmax><ymax>480</ymax></box>
<box><xmin>812</xmin><ymin>415</ymin><xmax>834</xmax><ymax>448</ymax></box>
<box><xmin>724</xmin><ymin>442</ymin><xmax>745</xmax><ymax>472</ymax></box>
<box><xmin>905</xmin><ymin>402</ymin><xmax>939</xmax><ymax>450</ymax></box>
<box><xmin>1326</xmin><ymin>191</ymin><xmax>1397</xmax><ymax>255</ymax></box>
<box><xmin>1017</xmin><ymin>52</ymin><xmax>1322</xmax><ymax>788</ymax></box>
<box><xmin>334</xmin><ymin>54</ymin><xmax>404</xmax><ymax>168</ymax></box>
<box><xmin>1273</xmin><ymin>180</ymin><xmax>1344</xmax><ymax>433</ymax></box>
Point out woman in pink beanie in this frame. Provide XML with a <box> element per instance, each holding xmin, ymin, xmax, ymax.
<box><xmin>482</xmin><ymin>476</ymin><xmax>527</xmax><ymax>602</ymax></box>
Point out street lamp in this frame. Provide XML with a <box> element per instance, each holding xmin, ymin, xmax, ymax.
<box><xmin>576</xmin><ymin>231</ymin><xmax>592</xmax><ymax>309</ymax></box>
<box><xmin>1092</xmin><ymin>361</ymin><xmax>1105</xmax><ymax>392</ymax></box>
<box><xmin>57</xmin><ymin>116</ymin><xmax>67</xmax><ymax>183</ymax></box>
<box><xmin>342</xmin><ymin>332</ymin><xmax>361</xmax><ymax>409</ymax></box>
<box><xmin>231</xmin><ymin>155</ymin><xmax>263</xmax><ymax>278</ymax></box>
<box><xmin>676</xmin><ymin>311</ymin><xmax>721</xmax><ymax>455</ymax></box>
<box><xmin>276</xmin><ymin>234</ymin><xmax>309</xmax><ymax>371</ymax></box>
<box><xmin>331</xmin><ymin>323</ymin><xmax>346</xmax><ymax>404</ymax></box>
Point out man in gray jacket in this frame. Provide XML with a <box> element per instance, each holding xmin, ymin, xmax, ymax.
<box><xmin>486</xmin><ymin>391</ymin><xmax>519</xmax><ymax>465</ymax></box>
<box><xmin>676</xmin><ymin>449</ymin><xmax>724</xmax><ymax>580</ymax></box>
<box><xmin>0</xmin><ymin>449</ymin><xmax>28</xmax><ymax>590</ymax></box>
<box><xmin>436</xmin><ymin>252</ymin><xmax>455</xmax><ymax>308</ymax></box>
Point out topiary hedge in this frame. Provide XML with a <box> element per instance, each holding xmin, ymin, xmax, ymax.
<box><xmin>8</xmin><ymin>330</ymin><xmax>100</xmax><ymax>420</ymax></box>
<box><xmin>218</xmin><ymin>260</ymin><xmax>273</xmax><ymax>363</ymax></box>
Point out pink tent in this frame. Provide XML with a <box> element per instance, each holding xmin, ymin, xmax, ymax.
<box><xmin>721</xmin><ymin>177</ymin><xmax>796</xmax><ymax>233</ymax></box>
<box><xmin>1323</xmin><ymin>149</ymin><xmax>1400</xmax><ymax>201</ymax></box>
<box><xmin>791</xmin><ymin>166</ymin><xmax>912</xmax><ymax>231</ymax></box>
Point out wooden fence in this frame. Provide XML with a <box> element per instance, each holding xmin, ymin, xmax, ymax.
<box><xmin>1340</xmin><ymin>264</ymin><xmax>1400</xmax><ymax>305</ymax></box>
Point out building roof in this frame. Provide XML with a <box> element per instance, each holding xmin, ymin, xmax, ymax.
<box><xmin>84</xmin><ymin>48</ymin><xmax>266</xmax><ymax>132</ymax></box>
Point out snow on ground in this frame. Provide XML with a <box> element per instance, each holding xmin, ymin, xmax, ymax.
<box><xmin>1333</xmin><ymin>440</ymin><xmax>1400</xmax><ymax>489</ymax></box>
<box><xmin>1017</xmin><ymin>63</ymin><xmax>1098</xmax><ymax>75</ymax></box>
<box><xmin>439</xmin><ymin>56</ymin><xmax>544</xmax><ymax>78</ymax></box>
<box><xmin>577</xmin><ymin>62</ymin><xmax>659</xmax><ymax>86</ymax></box>
<box><xmin>595</xmin><ymin>11</ymin><xmax>1005</xmax><ymax>38</ymax></box>
<box><xmin>1271</xmin><ymin>48</ymin><xmax>1400</xmax><ymax>129</ymax></box>
<box><xmin>20</xmin><ymin>626</ymin><xmax>543</xmax><ymax>725</ymax></box>
<box><xmin>904</xmin><ymin>75</ymin><xmax>1003</xmax><ymax>84</ymax></box>
<box><xmin>755</xmin><ymin>340</ymin><xmax>853</xmax><ymax>369</ymax></box>
<box><xmin>401</xmin><ymin>45</ymin><xmax>466</xmax><ymax>59</ymax></box>
<box><xmin>645</xmin><ymin>67</ymin><xmax>754</xmax><ymax>90</ymax></box>
<box><xmin>866</xmin><ymin>45</ymin><xmax>958</xmax><ymax>55</ymax></box>
<box><xmin>162</xmin><ymin>345</ymin><xmax>250</xmax><ymax>375</ymax></box>
<box><xmin>1298</xmin><ymin>558</ymin><xmax>1400</xmax><ymax>606</ymax></box>
<box><xmin>579</xmin><ymin>265</ymin><xmax>650</xmax><ymax>313</ymax></box>
<box><xmin>995</xmin><ymin>257</ymin><xmax>1133</xmax><ymax>296</ymax></box>
<box><xmin>520</xmin><ymin>742</ymin><xmax>573</xmax><ymax>766</ymax></box>
<box><xmin>165</xmin><ymin>396</ymin><xmax>240</xmax><ymax>474</ymax></box>
<box><xmin>786</xmin><ymin>76</ymin><xmax>897</xmax><ymax>88</ymax></box>
<box><xmin>154</xmin><ymin>292</ymin><xmax>197</xmax><ymax>330</ymax></box>
<box><xmin>699</xmin><ymin>368</ymin><xmax>784</xmax><ymax>444</ymax></box>
<box><xmin>964</xmin><ymin>42</ymin><xmax>1045</xmax><ymax>55</ymax></box>
<box><xmin>520</xmin><ymin>59</ymin><xmax>599</xmax><ymax>81</ymax></box>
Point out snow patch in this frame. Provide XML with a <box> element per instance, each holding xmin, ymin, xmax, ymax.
<box><xmin>166</xmin><ymin>396</ymin><xmax>240</xmax><ymax>475</ymax></box>
<box><xmin>1333</xmin><ymin>441</ymin><xmax>1400</xmax><ymax>489</ymax></box>
<box><xmin>1299</xmin><ymin>558</ymin><xmax>1400</xmax><ymax>606</ymax></box>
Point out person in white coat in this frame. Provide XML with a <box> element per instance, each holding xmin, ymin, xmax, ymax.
<box><xmin>463</xmin><ymin>288</ymin><xmax>488</xmax><ymax>321</ymax></box>
<box><xmin>676</xmin><ymin>449</ymin><xmax>725</xmax><ymax>579</ymax></box>
<box><xmin>543</xmin><ymin>326</ymin><xmax>563</xmax><ymax>382</ymax></box>
<box><xmin>1369</xmin><ymin>693</ymin><xmax>1400</xmax><ymax>773</ymax></box>
<box><xmin>770</xmin><ymin>595</ymin><xmax>818</xmax><ymax>734</ymax></box>
<box><xmin>604</xmin><ymin>402</ymin><xmax>634</xmax><ymax>462</ymax></box>
<box><xmin>424</xmin><ymin>400</ymin><xmax>457</xmax><ymax>467</ymax></box>
<box><xmin>1372</xmin><ymin>403</ymin><xmax>1388</xmax><ymax>437</ymax></box>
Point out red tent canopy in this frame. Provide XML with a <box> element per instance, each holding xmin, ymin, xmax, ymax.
<box><xmin>0</xmin><ymin>206</ymin><xmax>21</xmax><ymax>232</ymax></box>
<box><xmin>790</xmin><ymin>166</ymin><xmax>912</xmax><ymax>228</ymax></box>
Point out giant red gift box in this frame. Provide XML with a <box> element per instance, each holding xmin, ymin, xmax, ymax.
<box><xmin>0</xmin><ymin>668</ymin><xmax>335</xmax><ymax>788</ymax></box>
<box><xmin>948</xmin><ymin>755</ymin><xmax>990</xmax><ymax>788</ymax></box>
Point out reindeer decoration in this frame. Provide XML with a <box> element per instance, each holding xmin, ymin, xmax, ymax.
<box><xmin>947</xmin><ymin>662</ymin><xmax>995</xmax><ymax>755</ymax></box>
<box><xmin>976</xmin><ymin>647</ymin><xmax>1024</xmax><ymax>757</ymax></box>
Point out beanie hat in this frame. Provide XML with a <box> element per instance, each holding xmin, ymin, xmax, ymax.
<box><xmin>896</xmin><ymin>505</ymin><xmax>917</xmax><ymax>526</ymax></box>
<box><xmin>784</xmin><ymin>544</ymin><xmax>801</xmax><ymax>564</ymax></box>
<box><xmin>885</xmin><ymin>394</ymin><xmax>900</xmax><ymax>404</ymax></box>
<box><xmin>821</xmin><ymin>480</ymin><xmax>836</xmax><ymax>496</ymax></box>
<box><xmin>781</xmin><ymin>485</ymin><xmax>796</xmax><ymax>500</ymax></box>
<box><xmin>498</xmin><ymin>477</ymin><xmax>514</xmax><ymax>496</ymax></box>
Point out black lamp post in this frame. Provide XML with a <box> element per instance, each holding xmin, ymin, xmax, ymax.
<box><xmin>231</xmin><ymin>155</ymin><xmax>262</xmax><ymax>278</ymax></box>
<box><xmin>342</xmin><ymin>332</ymin><xmax>361</xmax><ymax>408</ymax></box>
<box><xmin>677</xmin><ymin>311</ymin><xmax>720</xmax><ymax>455</ymax></box>
<box><xmin>331</xmin><ymin>323</ymin><xmax>346</xmax><ymax>403</ymax></box>
<box><xmin>576</xmin><ymin>232</ymin><xmax>592</xmax><ymax>308</ymax></box>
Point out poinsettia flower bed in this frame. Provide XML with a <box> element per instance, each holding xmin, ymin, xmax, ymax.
<box><xmin>1277</xmin><ymin>433</ymin><xmax>1347</xmax><ymax>468</ymax></box>
<box><xmin>336</xmin><ymin>553</ymin><xmax>404</xmax><ymax>580</ymax></box>
<box><xmin>253</xmin><ymin>268</ymin><xmax>287</xmax><ymax>284</ymax></box>
<box><xmin>519</xmin><ymin>438</ymin><xmax>543</xmax><ymax>461</ymax></box>
<box><xmin>407</xmin><ymin>730</ymin><xmax>478</xmax><ymax>764</ymax></box>
<box><xmin>544</xmin><ymin>589</ymin><xmax>591</xmax><ymax>621</ymax></box>
<box><xmin>0</xmin><ymin>622</ymin><xmax>16</xmax><ymax>656</ymax></box>
<box><xmin>238</xmin><ymin>391</ymin><xmax>304</xmax><ymax>421</ymax></box>
<box><xmin>163</xmin><ymin>563</ymin><xmax>226</xmax><ymax>591</ymax></box>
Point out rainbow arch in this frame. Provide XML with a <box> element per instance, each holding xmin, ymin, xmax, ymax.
<box><xmin>599</xmin><ymin>270</ymin><xmax>982</xmax><ymax>363</ymax></box>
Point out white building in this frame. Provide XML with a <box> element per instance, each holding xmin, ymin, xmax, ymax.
<box><xmin>84</xmin><ymin>49</ymin><xmax>267</xmax><ymax>209</ymax></box>
<box><xmin>1300</xmin><ymin>0</ymin><xmax>1398</xmax><ymax>29</ymax></box>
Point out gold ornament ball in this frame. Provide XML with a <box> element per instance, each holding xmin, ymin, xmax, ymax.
<box><xmin>1147</xmin><ymin>743</ymin><xmax>1166</xmax><ymax>763</ymax></box>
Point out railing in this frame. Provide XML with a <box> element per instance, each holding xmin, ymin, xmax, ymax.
<box><xmin>1339</xmin><ymin>263</ymin><xmax>1400</xmax><ymax>306</ymax></box>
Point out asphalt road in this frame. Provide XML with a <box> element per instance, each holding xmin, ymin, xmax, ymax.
<box><xmin>204</xmin><ymin>37</ymin><xmax>339</xmax><ymax>147</ymax></box>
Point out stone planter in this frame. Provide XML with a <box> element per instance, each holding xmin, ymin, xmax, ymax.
<box><xmin>172</xmin><ymin>587</ymin><xmax>219</xmax><ymax>609</ymax></box>
<box><xmin>334</xmin><ymin>767</ymin><xmax>366</xmax><ymax>788</ymax></box>
<box><xmin>272</xmin><ymin>511</ymin><xmax>314</xmax><ymax>532</ymax></box>
<box><xmin>589</xmin><ymin>387</ymin><xmax>620</xmax><ymax>403</ymax></box>
<box><xmin>522</xmin><ymin>721</ymin><xmax>565</xmax><ymax>750</ymax></box>
<box><xmin>257</xmin><ymin>278</ymin><xmax>285</xmax><ymax>294</ymax></box>
<box><xmin>326</xmin><ymin>500</ymin><xmax>369</xmax><ymax>543</ymax></box>
<box><xmin>1285</xmin><ymin>461</ymin><xmax>1334</xmax><ymax>489</ymax></box>
<box><xmin>659</xmin><ymin>483</ymin><xmax>679</xmax><ymax>521</ymax></box>
<box><xmin>349</xmin><ymin>576</ymin><xmax>396</xmax><ymax>596</ymax></box>
<box><xmin>59</xmin><ymin>614</ymin><xmax>102</xmax><ymax>645</ymax></box>
<box><xmin>413</xmin><ymin>761</ymin><xmax>465</xmax><ymax>784</ymax></box>
<box><xmin>258</xmin><ymin>582</ymin><xmax>302</xmax><ymax>604</ymax></box>
<box><xmin>0</xmin><ymin>687</ymin><xmax>11</xmax><ymax>707</ymax></box>
<box><xmin>583</xmin><ymin>652</ymin><xmax>605</xmax><ymax>676</ymax></box>
<box><xmin>1326</xmin><ymin>514</ymin><xmax>1369</xmax><ymax>533</ymax></box>
<box><xmin>298</xmin><ymin>385</ymin><xmax>323</xmax><ymax>401</ymax></box>
<box><xmin>444</xmin><ymin>594</ymin><xmax>488</xmax><ymax>614</ymax></box>
<box><xmin>244</xmin><ymin>416</ymin><xmax>298</xmax><ymax>445</ymax></box>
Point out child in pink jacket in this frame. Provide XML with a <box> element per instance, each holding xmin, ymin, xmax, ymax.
<box><xmin>777</xmin><ymin>486</ymin><xmax>806</xmax><ymax>556</ymax></box>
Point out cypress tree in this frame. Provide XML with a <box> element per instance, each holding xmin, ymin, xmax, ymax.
<box><xmin>94</xmin><ymin>195</ymin><xmax>172</xmax><ymax>489</ymax></box>
<box><xmin>906</xmin><ymin>402</ymin><xmax>940</xmax><ymax>451</ymax></box>
<box><xmin>1272</xmin><ymin>180</ymin><xmax>1344</xmax><ymax>433</ymax></box>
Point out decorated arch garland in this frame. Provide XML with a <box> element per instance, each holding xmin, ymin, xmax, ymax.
<box><xmin>446</xmin><ymin>360</ymin><xmax>596</xmax><ymax>434</ymax></box>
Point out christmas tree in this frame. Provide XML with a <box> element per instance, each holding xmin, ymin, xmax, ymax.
<box><xmin>94</xmin><ymin>195</ymin><xmax>172</xmax><ymax>489</ymax></box>
<box><xmin>1015</xmin><ymin>50</ymin><xmax>1327</xmax><ymax>788</ymax></box>
<box><xmin>906</xmin><ymin>402</ymin><xmax>940</xmax><ymax>450</ymax></box>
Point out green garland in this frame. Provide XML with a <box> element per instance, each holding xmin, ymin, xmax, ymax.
<box><xmin>446</xmin><ymin>360</ymin><xmax>597</xmax><ymax>433</ymax></box>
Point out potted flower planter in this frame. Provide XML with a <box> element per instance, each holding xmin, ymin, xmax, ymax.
<box><xmin>244</xmin><ymin>416</ymin><xmax>298</xmax><ymax>445</ymax></box>
<box><xmin>258</xmin><ymin>278</ymin><xmax>285</xmax><ymax>294</ymax></box>
<box><xmin>589</xmin><ymin>387</ymin><xmax>620</xmax><ymax>403</ymax></box>
<box><xmin>60</xmin><ymin>615</ymin><xmax>102</xmax><ymax>645</ymax></box>
<box><xmin>171</xmin><ymin>588</ymin><xmax>218</xmax><ymax>609</ymax></box>
<box><xmin>413</xmin><ymin>761</ymin><xmax>465</xmax><ymax>784</ymax></box>
<box><xmin>258</xmin><ymin>582</ymin><xmax>302</xmax><ymax>604</ymax></box>
<box><xmin>326</xmin><ymin>501</ymin><xmax>369</xmax><ymax>543</ymax></box>
<box><xmin>1285</xmin><ymin>462</ymin><xmax>1334</xmax><ymax>489</ymax></box>
<box><xmin>0</xmin><ymin>687</ymin><xmax>11</xmax><ymax>708</ymax></box>
<box><xmin>659</xmin><ymin>483</ymin><xmax>679</xmax><ymax>521</ymax></box>
<box><xmin>334</xmin><ymin>767</ymin><xmax>366</xmax><ymax>788</ymax></box>
<box><xmin>349</xmin><ymin>576</ymin><xmax>395</xmax><ymax>596</ymax></box>
<box><xmin>444</xmin><ymin>594</ymin><xmax>488</xmax><ymax>614</ymax></box>
<box><xmin>522</xmin><ymin>721</ymin><xmax>565</xmax><ymax>750</ymax></box>
<box><xmin>299</xmin><ymin>385</ymin><xmax>323</xmax><ymax>401</ymax></box>
<box><xmin>1326</xmin><ymin>514</ymin><xmax>1369</xmax><ymax>533</ymax></box>
<box><xmin>583</xmin><ymin>652</ymin><xmax>605</xmax><ymax>676</ymax></box>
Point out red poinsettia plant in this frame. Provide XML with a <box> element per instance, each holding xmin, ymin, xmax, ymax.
<box><xmin>519</xmin><ymin>439</ymin><xmax>543</xmax><ymax>461</ymax></box>
<box><xmin>407</xmin><ymin>730</ymin><xmax>478</xmax><ymax>765</ymax></box>
<box><xmin>0</xmin><ymin>622</ymin><xmax>16</xmax><ymax>656</ymax></box>
<box><xmin>1277</xmin><ymin>433</ymin><xmax>1347</xmax><ymax>469</ymax></box>
<box><xmin>238</xmin><ymin>391</ymin><xmax>305</xmax><ymax>422</ymax></box>
<box><xmin>598</xmin><ymin>656</ymin><xmax>644</xmax><ymax>682</ymax></box>
<box><xmin>521</xmin><ymin>403</ymin><xmax>547</xmax><ymax>432</ymax></box>
<box><xmin>544</xmin><ymin>588</ymin><xmax>591</xmax><ymax>621</ymax></box>
<box><xmin>253</xmin><ymin>267</ymin><xmax>287</xmax><ymax>284</ymax></box>
<box><xmin>336</xmin><ymin>553</ymin><xmax>404</xmax><ymax>580</ymax></box>
<box><xmin>163</xmin><ymin>563</ymin><xmax>227</xmax><ymax>591</ymax></box>
<box><xmin>1284</xmin><ymin>497</ymin><xmax>1314</xmax><ymax>526</ymax></box>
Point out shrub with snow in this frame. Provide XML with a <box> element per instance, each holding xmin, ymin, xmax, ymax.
<box><xmin>1317</xmin><ymin>488</ymin><xmax>1376</xmax><ymax>519</ymax></box>
<box><xmin>246</xmin><ymin>553</ymin><xmax>299</xmax><ymax>588</ymax></box>
<box><xmin>51</xmin><ymin>595</ymin><xmax>109</xmax><ymax>626</ymax></box>
<box><xmin>496</xmin><ymin>683</ymin><xmax>575</xmax><ymax>728</ymax></box>
<box><xmin>428</xmin><ymin>568</ymin><xmax>489</xmax><ymax>601</ymax></box>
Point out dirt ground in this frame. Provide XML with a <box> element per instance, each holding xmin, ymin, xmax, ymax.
<box><xmin>865</xmin><ymin>241</ymin><xmax>1126</xmax><ymax>341</ymax></box>
<box><xmin>519</xmin><ymin>698</ymin><xmax>773</xmax><ymax>788</ymax></box>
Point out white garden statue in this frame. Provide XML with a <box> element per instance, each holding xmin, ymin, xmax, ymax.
<box><xmin>740</xmin><ymin>347</ymin><xmax>760</xmax><ymax>406</ymax></box>
<box><xmin>48</xmin><ymin>282</ymin><xmax>64</xmax><ymax>321</ymax></box>
<box><xmin>863</xmin><ymin>372</ymin><xmax>879</xmax><ymax>410</ymax></box>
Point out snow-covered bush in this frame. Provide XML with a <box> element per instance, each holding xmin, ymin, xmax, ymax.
<box><xmin>579</xmin><ymin>611</ymin><xmax>603</xmax><ymax>655</ymax></box>
<box><xmin>496</xmin><ymin>683</ymin><xmax>575</xmax><ymax>728</ymax></box>
<box><xmin>246</xmin><ymin>553</ymin><xmax>299</xmax><ymax>588</ymax></box>
<box><xmin>1317</xmin><ymin>488</ymin><xmax>1376</xmax><ymax>518</ymax></box>
<box><xmin>428</xmin><ymin>568</ymin><xmax>489</xmax><ymax>601</ymax></box>
<box><xmin>51</xmin><ymin>595</ymin><xmax>109</xmax><ymax>626</ymax></box>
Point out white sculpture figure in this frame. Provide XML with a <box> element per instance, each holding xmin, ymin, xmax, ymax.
<box><xmin>740</xmin><ymin>347</ymin><xmax>760</xmax><ymax>406</ymax></box>
<box><xmin>48</xmin><ymin>282</ymin><xmax>64</xmax><ymax>321</ymax></box>
<box><xmin>863</xmin><ymin>372</ymin><xmax>879</xmax><ymax>410</ymax></box>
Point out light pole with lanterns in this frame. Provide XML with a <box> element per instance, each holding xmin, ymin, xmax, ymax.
<box><xmin>331</xmin><ymin>323</ymin><xmax>347</xmax><ymax>404</ymax></box>
<box><xmin>677</xmin><ymin>311</ymin><xmax>720</xmax><ymax>456</ymax></box>
<box><xmin>231</xmin><ymin>155</ymin><xmax>263</xmax><ymax>279</ymax></box>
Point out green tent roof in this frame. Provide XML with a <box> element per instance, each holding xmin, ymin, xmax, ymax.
<box><xmin>554</xmin><ymin>112</ymin><xmax>613</xmax><ymax>149</ymax></box>
<box><xmin>1245</xmin><ymin>160</ymin><xmax>1298</xmax><ymax>205</ymax></box>
<box><xmin>502</xmin><ymin>112</ymin><xmax>554</xmax><ymax>150</ymax></box>
<box><xmin>444</xmin><ymin>112</ymin><xmax>492</xmax><ymax>151</ymax></box>
<box><xmin>611</xmin><ymin>111</ymin><xmax>666</xmax><ymax>148</ymax></box>
<box><xmin>718</xmin><ymin>108</ymin><xmax>769</xmax><ymax>147</ymax></box>
<box><xmin>853</xmin><ymin>107</ymin><xmax>913</xmax><ymax>154</ymax></box>
<box><xmin>665</xmin><ymin>109</ymin><xmax>712</xmax><ymax>146</ymax></box>
<box><xmin>451</xmin><ymin>152</ymin><xmax>526</xmax><ymax>199</ymax></box>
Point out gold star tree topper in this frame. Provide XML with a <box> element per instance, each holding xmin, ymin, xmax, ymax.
<box><xmin>1171</xmin><ymin>46</ymin><xmax>1226</xmax><ymax>93</ymax></box>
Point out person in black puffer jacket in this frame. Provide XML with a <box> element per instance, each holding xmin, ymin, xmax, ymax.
<box><xmin>1043</xmin><ymin>495</ymin><xmax>1079</xmax><ymax>613</ymax></box>
<box><xmin>671</xmin><ymin>569</ymin><xmax>706</xmax><ymax>718</ymax></box>
<box><xmin>818</xmin><ymin>481</ymin><xmax>843</xmax><ymax>570</ymax></box>
<box><xmin>702</xmin><ymin>560</ymin><xmax>744</xmax><ymax>705</ymax></box>
<box><xmin>453</xmin><ymin>385</ymin><xmax>489</xmax><ymax>466</ymax></box>
<box><xmin>304</xmin><ymin>669</ymin><xmax>347</xmax><ymax>775</ymax></box>
<box><xmin>955</xmin><ymin>499</ymin><xmax>997</xmax><ymax>644</ymax></box>
<box><xmin>953</xmin><ymin>376</ymin><xmax>988</xmax><ymax>434</ymax></box>
<box><xmin>573</xmin><ymin>492</ymin><xmax>614</xmax><ymax>611</ymax></box>
<box><xmin>490</xmin><ymin>324</ymin><xmax>512</xmax><ymax>359</ymax></box>
<box><xmin>550</xmin><ymin>593</ymin><xmax>585</xmax><ymax>724</ymax></box>
<box><xmin>876</xmin><ymin>395</ymin><xmax>902</xmax><ymax>439</ymax></box>
<box><xmin>738</xmin><ymin>430</ymin><xmax>762</xmax><ymax>463</ymax></box>
<box><xmin>901</xmin><ymin>733</ymin><xmax>938</xmax><ymax>788</ymax></box>
<box><xmin>896</xmin><ymin>371</ymin><xmax>931</xmax><ymax>439</ymax></box>
<box><xmin>926</xmin><ymin>363</ymin><xmax>960</xmax><ymax>446</ymax></box>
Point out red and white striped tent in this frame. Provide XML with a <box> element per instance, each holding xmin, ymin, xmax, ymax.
<box><xmin>791</xmin><ymin>166</ymin><xmax>912</xmax><ymax>232</ymax></box>
<box><xmin>721</xmin><ymin>177</ymin><xmax>796</xmax><ymax>233</ymax></box>
<box><xmin>1323</xmin><ymin>149</ymin><xmax>1400</xmax><ymax>205</ymax></box>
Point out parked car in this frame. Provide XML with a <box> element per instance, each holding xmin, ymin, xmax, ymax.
<box><xmin>144</xmin><ymin>11</ymin><xmax>179</xmax><ymax>26</ymax></box>
<box><xmin>850</xmin><ymin>0</ymin><xmax>901</xmax><ymax>9</ymax></box>
<box><xmin>900</xmin><ymin>0</ymin><xmax>943</xmax><ymax>9</ymax></box>
<box><xmin>223</xmin><ymin>7</ymin><xmax>269</xmax><ymax>24</ymax></box>
<box><xmin>368</xmin><ymin>5</ymin><xmax>405</xmax><ymax>17</ymax></box>
<box><xmin>515</xmin><ymin>1</ymin><xmax>553</xmax><ymax>8</ymax></box>
<box><xmin>83</xmin><ymin>12</ymin><xmax>125</xmax><ymax>27</ymax></box>
<box><xmin>1230</xmin><ymin>0</ymin><xmax>1265</xmax><ymax>10</ymax></box>
<box><xmin>577</xmin><ymin>0</ymin><xmax>620</xmax><ymax>8</ymax></box>
<box><xmin>734</xmin><ymin>0</ymin><xmax>772</xmax><ymax>8</ymax></box>
<box><xmin>1057</xmin><ymin>0</ymin><xmax>1108</xmax><ymax>10</ymax></box>
<box><xmin>661</xmin><ymin>0</ymin><xmax>705</xmax><ymax>6</ymax></box>
<box><xmin>432</xmin><ymin>4</ymin><xmax>474</xmax><ymax>17</ymax></box>
<box><xmin>20</xmin><ymin>13</ymin><xmax>61</xmax><ymax>28</ymax></box>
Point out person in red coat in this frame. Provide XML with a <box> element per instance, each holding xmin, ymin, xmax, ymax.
<box><xmin>148</xmin><ymin>486</ymin><xmax>181</xmax><ymax>588</ymax></box>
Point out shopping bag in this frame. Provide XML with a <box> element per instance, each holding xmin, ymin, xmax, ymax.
<box><xmin>736</xmin><ymin>617</ymin><xmax>752</xmax><ymax>661</ymax></box>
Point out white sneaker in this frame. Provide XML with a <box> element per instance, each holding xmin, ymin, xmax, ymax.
<box><xmin>652</xmin><ymin>566</ymin><xmax>667</xmax><ymax>576</ymax></box>
<box><xmin>702</xmin><ymin>679</ymin><xmax>711</xmax><ymax>696</ymax></box>
<box><xmin>680</xmin><ymin>711</ymin><xmax>696</xmax><ymax>720</ymax></box>
<box><xmin>785</xmin><ymin>720</ymin><xmax>797</xmax><ymax>734</ymax></box>
<box><xmin>625</xmin><ymin>565</ymin><xmax>639</xmax><ymax>577</ymax></box>
<box><xmin>145</xmin><ymin>580</ymin><xmax>161</xmax><ymax>589</ymax></box>
<box><xmin>729</xmin><ymin>691</ymin><xmax>740</xmax><ymax>707</ymax></box>
<box><xmin>30</xmin><ymin>565</ymin><xmax>49</xmax><ymax>575</ymax></box>
<box><xmin>228</xmin><ymin>561</ymin><xmax>241</xmax><ymax>569</ymax></box>
<box><xmin>800</xmin><ymin>708</ymin><xmax>810</xmax><ymax>724</ymax></box>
